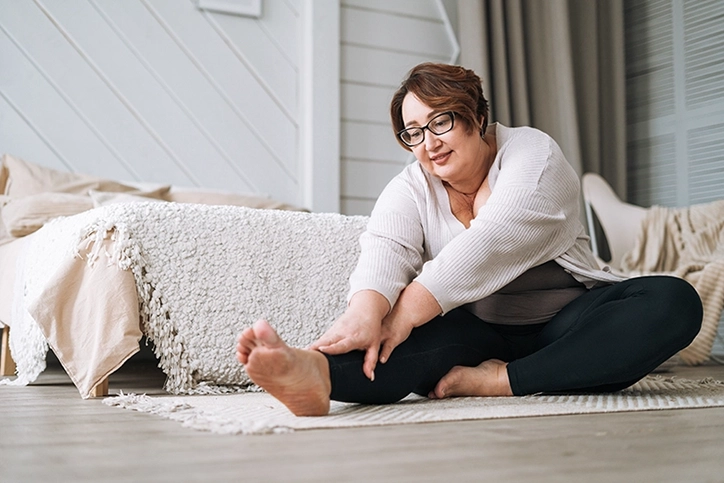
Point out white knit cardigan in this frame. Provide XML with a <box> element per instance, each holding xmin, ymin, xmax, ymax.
<box><xmin>348</xmin><ymin>123</ymin><xmax>624</xmax><ymax>315</ymax></box>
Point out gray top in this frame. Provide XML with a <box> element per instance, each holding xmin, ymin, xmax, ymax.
<box><xmin>464</xmin><ymin>260</ymin><xmax>587</xmax><ymax>324</ymax></box>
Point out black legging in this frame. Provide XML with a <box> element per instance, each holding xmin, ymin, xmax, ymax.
<box><xmin>325</xmin><ymin>276</ymin><xmax>703</xmax><ymax>403</ymax></box>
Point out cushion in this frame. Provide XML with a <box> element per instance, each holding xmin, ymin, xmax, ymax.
<box><xmin>0</xmin><ymin>161</ymin><xmax>8</xmax><ymax>195</ymax></box>
<box><xmin>89</xmin><ymin>190</ymin><xmax>168</xmax><ymax>208</ymax></box>
<box><xmin>0</xmin><ymin>195</ymin><xmax>11</xmax><ymax>243</ymax></box>
<box><xmin>165</xmin><ymin>189</ymin><xmax>307</xmax><ymax>212</ymax></box>
<box><xmin>2</xmin><ymin>154</ymin><xmax>171</xmax><ymax>198</ymax></box>
<box><xmin>0</xmin><ymin>154</ymin><xmax>173</xmax><ymax>237</ymax></box>
<box><xmin>0</xmin><ymin>154</ymin><xmax>304</xmax><ymax>239</ymax></box>
<box><xmin>1</xmin><ymin>192</ymin><xmax>94</xmax><ymax>237</ymax></box>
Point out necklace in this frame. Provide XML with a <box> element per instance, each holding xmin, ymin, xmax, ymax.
<box><xmin>444</xmin><ymin>182</ymin><xmax>480</xmax><ymax>200</ymax></box>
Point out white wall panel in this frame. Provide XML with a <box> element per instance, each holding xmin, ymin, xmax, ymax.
<box><xmin>341</xmin><ymin>45</ymin><xmax>449</xmax><ymax>88</ymax></box>
<box><xmin>0</xmin><ymin>0</ymin><xmax>302</xmax><ymax>205</ymax></box>
<box><xmin>342</xmin><ymin>159</ymin><xmax>404</xmax><ymax>199</ymax></box>
<box><xmin>342</xmin><ymin>8</ymin><xmax>451</xmax><ymax>58</ymax></box>
<box><xmin>0</xmin><ymin>1</ymin><xmax>192</xmax><ymax>184</ymax></box>
<box><xmin>341</xmin><ymin>122</ymin><xmax>408</xmax><ymax>163</ymax></box>
<box><xmin>205</xmin><ymin>5</ymin><xmax>298</xmax><ymax>118</ymax></box>
<box><xmin>343</xmin><ymin>0</ymin><xmax>441</xmax><ymax>20</ymax></box>
<box><xmin>285</xmin><ymin>0</ymin><xmax>300</xmax><ymax>16</ymax></box>
<box><xmin>0</xmin><ymin>92</ymin><xmax>70</xmax><ymax>173</ymax></box>
<box><xmin>341</xmin><ymin>197</ymin><xmax>376</xmax><ymax>216</ymax></box>
<box><xmin>339</xmin><ymin>0</ymin><xmax>458</xmax><ymax>215</ymax></box>
<box><xmin>342</xmin><ymin>83</ymin><xmax>394</xmax><ymax>124</ymax></box>
<box><xmin>0</xmin><ymin>16</ymin><xmax>140</xmax><ymax>181</ymax></box>
<box><xmin>247</xmin><ymin>0</ymin><xmax>299</xmax><ymax>68</ymax></box>
<box><xmin>92</xmin><ymin>0</ymin><xmax>294</xmax><ymax>189</ymax></box>
<box><xmin>145</xmin><ymin>1</ymin><xmax>298</xmax><ymax>183</ymax></box>
<box><xmin>39</xmin><ymin>0</ymin><xmax>261</xmax><ymax>191</ymax></box>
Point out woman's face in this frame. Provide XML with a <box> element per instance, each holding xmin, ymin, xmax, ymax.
<box><xmin>401</xmin><ymin>93</ymin><xmax>485</xmax><ymax>187</ymax></box>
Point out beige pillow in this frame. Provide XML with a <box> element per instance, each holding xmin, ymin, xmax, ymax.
<box><xmin>0</xmin><ymin>160</ymin><xmax>8</xmax><ymax>195</ymax></box>
<box><xmin>0</xmin><ymin>195</ymin><xmax>11</xmax><ymax>242</ymax></box>
<box><xmin>89</xmin><ymin>190</ymin><xmax>167</xmax><ymax>208</ymax></box>
<box><xmin>1</xmin><ymin>192</ymin><xmax>94</xmax><ymax>237</ymax></box>
<box><xmin>2</xmin><ymin>154</ymin><xmax>171</xmax><ymax>198</ymax></box>
<box><xmin>165</xmin><ymin>189</ymin><xmax>307</xmax><ymax>212</ymax></box>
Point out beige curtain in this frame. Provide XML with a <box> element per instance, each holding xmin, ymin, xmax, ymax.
<box><xmin>457</xmin><ymin>0</ymin><xmax>627</xmax><ymax>197</ymax></box>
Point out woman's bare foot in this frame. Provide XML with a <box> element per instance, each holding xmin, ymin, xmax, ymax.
<box><xmin>429</xmin><ymin>359</ymin><xmax>513</xmax><ymax>399</ymax></box>
<box><xmin>236</xmin><ymin>319</ymin><xmax>331</xmax><ymax>416</ymax></box>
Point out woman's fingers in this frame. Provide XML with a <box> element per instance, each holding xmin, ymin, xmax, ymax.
<box><xmin>312</xmin><ymin>330</ymin><xmax>381</xmax><ymax>381</ymax></box>
<box><xmin>308</xmin><ymin>333</ymin><xmax>339</xmax><ymax>351</ymax></box>
<box><xmin>378</xmin><ymin>337</ymin><xmax>400</xmax><ymax>365</ymax></box>
<box><xmin>379</xmin><ymin>319</ymin><xmax>413</xmax><ymax>363</ymax></box>
<box><xmin>363</xmin><ymin>345</ymin><xmax>379</xmax><ymax>381</ymax></box>
<box><xmin>307</xmin><ymin>311</ymin><xmax>384</xmax><ymax>381</ymax></box>
<box><xmin>315</xmin><ymin>338</ymin><xmax>357</xmax><ymax>355</ymax></box>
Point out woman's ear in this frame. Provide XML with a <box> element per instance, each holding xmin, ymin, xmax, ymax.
<box><xmin>479</xmin><ymin>115</ymin><xmax>488</xmax><ymax>136</ymax></box>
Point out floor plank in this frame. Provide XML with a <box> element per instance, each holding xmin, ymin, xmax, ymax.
<box><xmin>2</xmin><ymin>359</ymin><xmax>724</xmax><ymax>482</ymax></box>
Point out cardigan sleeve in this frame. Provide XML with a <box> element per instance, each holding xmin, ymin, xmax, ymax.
<box><xmin>347</xmin><ymin>171</ymin><xmax>426</xmax><ymax>310</ymax></box>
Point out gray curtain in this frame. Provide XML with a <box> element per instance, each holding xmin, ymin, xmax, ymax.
<box><xmin>457</xmin><ymin>0</ymin><xmax>627</xmax><ymax>197</ymax></box>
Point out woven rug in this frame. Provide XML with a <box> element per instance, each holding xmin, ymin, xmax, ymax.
<box><xmin>104</xmin><ymin>375</ymin><xmax>724</xmax><ymax>435</ymax></box>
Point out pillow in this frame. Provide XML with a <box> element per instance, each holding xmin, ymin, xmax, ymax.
<box><xmin>0</xmin><ymin>161</ymin><xmax>8</xmax><ymax>195</ymax></box>
<box><xmin>2</xmin><ymin>154</ymin><xmax>171</xmax><ymax>198</ymax></box>
<box><xmin>1</xmin><ymin>192</ymin><xmax>94</xmax><ymax>237</ymax></box>
<box><xmin>165</xmin><ymin>189</ymin><xmax>307</xmax><ymax>212</ymax></box>
<box><xmin>0</xmin><ymin>195</ymin><xmax>11</xmax><ymax>243</ymax></box>
<box><xmin>89</xmin><ymin>190</ymin><xmax>167</xmax><ymax>208</ymax></box>
<box><xmin>0</xmin><ymin>154</ymin><xmax>173</xmax><ymax>236</ymax></box>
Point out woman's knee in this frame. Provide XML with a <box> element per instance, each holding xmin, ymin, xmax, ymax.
<box><xmin>643</xmin><ymin>276</ymin><xmax>703</xmax><ymax>342</ymax></box>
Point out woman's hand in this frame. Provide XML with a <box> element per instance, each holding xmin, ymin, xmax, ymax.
<box><xmin>378</xmin><ymin>312</ymin><xmax>414</xmax><ymax>364</ymax></box>
<box><xmin>378</xmin><ymin>282</ymin><xmax>442</xmax><ymax>364</ymax></box>
<box><xmin>309</xmin><ymin>290</ymin><xmax>390</xmax><ymax>381</ymax></box>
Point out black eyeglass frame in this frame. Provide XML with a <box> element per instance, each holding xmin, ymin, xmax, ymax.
<box><xmin>396</xmin><ymin>111</ymin><xmax>456</xmax><ymax>147</ymax></box>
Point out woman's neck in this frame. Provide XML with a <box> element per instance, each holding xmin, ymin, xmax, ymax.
<box><xmin>445</xmin><ymin>132</ymin><xmax>497</xmax><ymax>195</ymax></box>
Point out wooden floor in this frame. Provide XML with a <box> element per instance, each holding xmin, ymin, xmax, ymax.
<box><xmin>3</xmin><ymin>359</ymin><xmax>724</xmax><ymax>482</ymax></box>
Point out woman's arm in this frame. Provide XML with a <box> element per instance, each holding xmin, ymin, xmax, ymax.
<box><xmin>347</xmin><ymin>167</ymin><xmax>426</xmax><ymax>311</ymax></box>
<box><xmin>310</xmin><ymin>168</ymin><xmax>427</xmax><ymax>379</ymax></box>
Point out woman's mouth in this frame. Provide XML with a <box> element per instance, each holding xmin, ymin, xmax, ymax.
<box><xmin>430</xmin><ymin>152</ymin><xmax>451</xmax><ymax>165</ymax></box>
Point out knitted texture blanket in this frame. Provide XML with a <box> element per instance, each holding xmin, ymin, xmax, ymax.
<box><xmin>2</xmin><ymin>203</ymin><xmax>368</xmax><ymax>394</ymax></box>
<box><xmin>620</xmin><ymin>200</ymin><xmax>724</xmax><ymax>364</ymax></box>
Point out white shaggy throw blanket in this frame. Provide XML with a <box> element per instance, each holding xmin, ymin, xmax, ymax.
<box><xmin>2</xmin><ymin>203</ymin><xmax>368</xmax><ymax>395</ymax></box>
<box><xmin>620</xmin><ymin>200</ymin><xmax>724</xmax><ymax>365</ymax></box>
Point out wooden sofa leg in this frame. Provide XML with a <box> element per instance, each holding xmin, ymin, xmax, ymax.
<box><xmin>1</xmin><ymin>326</ymin><xmax>16</xmax><ymax>376</ymax></box>
<box><xmin>91</xmin><ymin>377</ymin><xmax>109</xmax><ymax>398</ymax></box>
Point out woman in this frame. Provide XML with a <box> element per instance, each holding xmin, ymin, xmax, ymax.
<box><xmin>236</xmin><ymin>62</ymin><xmax>702</xmax><ymax>417</ymax></box>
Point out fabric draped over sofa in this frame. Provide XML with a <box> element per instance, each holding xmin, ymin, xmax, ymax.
<box><xmin>3</xmin><ymin>202</ymin><xmax>368</xmax><ymax>398</ymax></box>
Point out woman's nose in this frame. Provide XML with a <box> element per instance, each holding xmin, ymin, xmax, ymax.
<box><xmin>424</xmin><ymin>130</ymin><xmax>441</xmax><ymax>150</ymax></box>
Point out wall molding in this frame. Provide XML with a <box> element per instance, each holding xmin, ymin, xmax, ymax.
<box><xmin>300</xmin><ymin>0</ymin><xmax>340</xmax><ymax>213</ymax></box>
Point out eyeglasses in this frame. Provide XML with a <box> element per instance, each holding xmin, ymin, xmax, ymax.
<box><xmin>397</xmin><ymin>111</ymin><xmax>455</xmax><ymax>147</ymax></box>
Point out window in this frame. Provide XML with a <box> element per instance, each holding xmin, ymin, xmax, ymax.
<box><xmin>625</xmin><ymin>0</ymin><xmax>724</xmax><ymax>208</ymax></box>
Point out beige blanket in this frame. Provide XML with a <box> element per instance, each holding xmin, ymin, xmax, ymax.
<box><xmin>620</xmin><ymin>200</ymin><xmax>724</xmax><ymax>364</ymax></box>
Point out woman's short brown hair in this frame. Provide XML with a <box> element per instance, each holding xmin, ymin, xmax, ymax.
<box><xmin>390</xmin><ymin>63</ymin><xmax>489</xmax><ymax>151</ymax></box>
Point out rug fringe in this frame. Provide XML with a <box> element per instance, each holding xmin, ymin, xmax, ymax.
<box><xmin>103</xmin><ymin>392</ymin><xmax>293</xmax><ymax>435</ymax></box>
